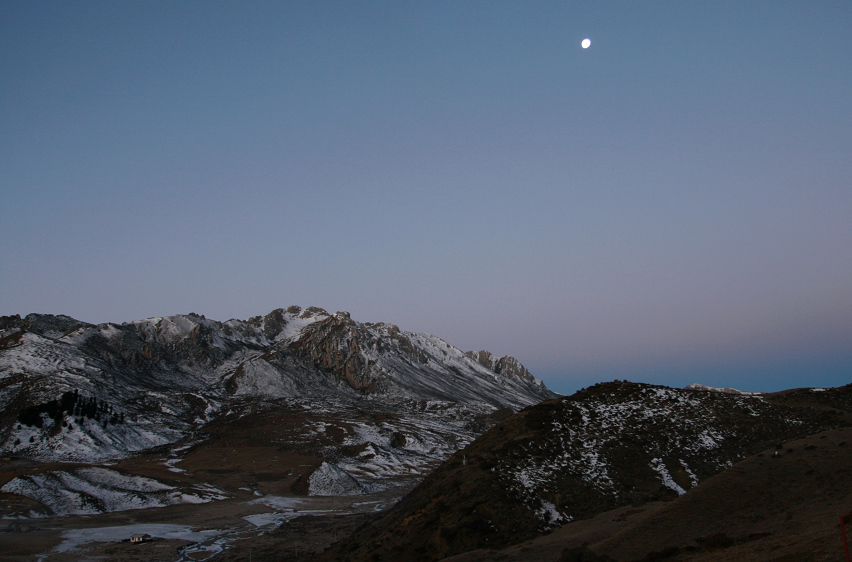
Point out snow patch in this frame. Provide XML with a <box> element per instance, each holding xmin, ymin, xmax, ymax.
<box><xmin>649</xmin><ymin>458</ymin><xmax>686</xmax><ymax>496</ymax></box>
<box><xmin>249</xmin><ymin>495</ymin><xmax>305</xmax><ymax>510</ymax></box>
<box><xmin>680</xmin><ymin>459</ymin><xmax>699</xmax><ymax>488</ymax></box>
<box><xmin>308</xmin><ymin>462</ymin><xmax>366</xmax><ymax>496</ymax></box>
<box><xmin>1</xmin><ymin>467</ymin><xmax>225</xmax><ymax>516</ymax></box>
<box><xmin>684</xmin><ymin>383</ymin><xmax>761</xmax><ymax>396</ymax></box>
<box><xmin>54</xmin><ymin>524</ymin><xmax>221</xmax><ymax>553</ymax></box>
<box><xmin>536</xmin><ymin>498</ymin><xmax>570</xmax><ymax>525</ymax></box>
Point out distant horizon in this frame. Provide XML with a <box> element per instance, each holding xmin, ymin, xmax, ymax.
<box><xmin>3</xmin><ymin>2</ymin><xmax>850</xmax><ymax>397</ymax></box>
<box><xmin>3</xmin><ymin>304</ymin><xmax>847</xmax><ymax>397</ymax></box>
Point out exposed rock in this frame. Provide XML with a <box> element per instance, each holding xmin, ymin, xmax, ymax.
<box><xmin>17</xmin><ymin>314</ymin><xmax>92</xmax><ymax>338</ymax></box>
<box><xmin>390</xmin><ymin>431</ymin><xmax>407</xmax><ymax>448</ymax></box>
<box><xmin>245</xmin><ymin>308</ymin><xmax>288</xmax><ymax>340</ymax></box>
<box><xmin>0</xmin><ymin>315</ymin><xmax>23</xmax><ymax>332</ymax></box>
<box><xmin>288</xmin><ymin>312</ymin><xmax>377</xmax><ymax>392</ymax></box>
<box><xmin>684</xmin><ymin>383</ymin><xmax>761</xmax><ymax>396</ymax></box>
<box><xmin>465</xmin><ymin>351</ymin><xmax>536</xmax><ymax>383</ymax></box>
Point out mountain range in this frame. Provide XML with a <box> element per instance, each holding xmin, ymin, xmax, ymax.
<box><xmin>1</xmin><ymin>308</ymin><xmax>849</xmax><ymax>561</ymax></box>
<box><xmin>0</xmin><ymin>307</ymin><xmax>554</xmax><ymax>465</ymax></box>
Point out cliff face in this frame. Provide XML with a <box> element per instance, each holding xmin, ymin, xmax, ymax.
<box><xmin>466</xmin><ymin>350</ymin><xmax>536</xmax><ymax>383</ymax></box>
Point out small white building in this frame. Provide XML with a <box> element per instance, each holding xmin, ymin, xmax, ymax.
<box><xmin>130</xmin><ymin>534</ymin><xmax>151</xmax><ymax>544</ymax></box>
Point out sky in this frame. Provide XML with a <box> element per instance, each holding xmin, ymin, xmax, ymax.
<box><xmin>2</xmin><ymin>1</ymin><xmax>850</xmax><ymax>395</ymax></box>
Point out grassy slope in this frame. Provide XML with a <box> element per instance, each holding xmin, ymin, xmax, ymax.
<box><xmin>441</xmin><ymin>428</ymin><xmax>852</xmax><ymax>561</ymax></box>
<box><xmin>315</xmin><ymin>382</ymin><xmax>852</xmax><ymax>562</ymax></box>
<box><xmin>591</xmin><ymin>427</ymin><xmax>852</xmax><ymax>561</ymax></box>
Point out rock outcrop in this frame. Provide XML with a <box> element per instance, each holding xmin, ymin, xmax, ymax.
<box><xmin>466</xmin><ymin>350</ymin><xmax>537</xmax><ymax>383</ymax></box>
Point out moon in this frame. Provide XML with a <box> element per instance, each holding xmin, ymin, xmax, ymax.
<box><xmin>581</xmin><ymin>38</ymin><xmax>591</xmax><ymax>49</ymax></box>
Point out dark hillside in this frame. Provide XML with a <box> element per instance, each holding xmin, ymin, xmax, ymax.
<box><xmin>442</xmin><ymin>428</ymin><xmax>852</xmax><ymax>561</ymax></box>
<box><xmin>316</xmin><ymin>381</ymin><xmax>852</xmax><ymax>562</ymax></box>
<box><xmin>589</xmin><ymin>426</ymin><xmax>852</xmax><ymax>561</ymax></box>
<box><xmin>763</xmin><ymin>383</ymin><xmax>852</xmax><ymax>414</ymax></box>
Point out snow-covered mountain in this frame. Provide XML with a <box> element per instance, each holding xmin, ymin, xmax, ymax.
<box><xmin>0</xmin><ymin>307</ymin><xmax>555</xmax><ymax>464</ymax></box>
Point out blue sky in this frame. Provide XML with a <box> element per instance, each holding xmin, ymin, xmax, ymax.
<box><xmin>2</xmin><ymin>1</ymin><xmax>850</xmax><ymax>394</ymax></box>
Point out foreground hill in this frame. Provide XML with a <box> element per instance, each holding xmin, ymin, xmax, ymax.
<box><xmin>446</xmin><ymin>427</ymin><xmax>852</xmax><ymax>561</ymax></box>
<box><xmin>317</xmin><ymin>381</ymin><xmax>852</xmax><ymax>561</ymax></box>
<box><xmin>587</xmin><ymin>426</ymin><xmax>852</xmax><ymax>561</ymax></box>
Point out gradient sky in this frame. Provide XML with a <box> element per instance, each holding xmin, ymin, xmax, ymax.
<box><xmin>2</xmin><ymin>1</ymin><xmax>850</xmax><ymax>395</ymax></box>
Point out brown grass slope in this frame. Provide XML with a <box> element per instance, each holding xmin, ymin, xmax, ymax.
<box><xmin>585</xmin><ymin>427</ymin><xmax>852</xmax><ymax>561</ymax></box>
<box><xmin>314</xmin><ymin>382</ymin><xmax>852</xmax><ymax>562</ymax></box>
<box><xmin>442</xmin><ymin>428</ymin><xmax>852</xmax><ymax>561</ymax></box>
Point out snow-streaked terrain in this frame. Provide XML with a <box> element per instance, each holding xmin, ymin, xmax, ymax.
<box><xmin>307</xmin><ymin>461</ymin><xmax>366</xmax><ymax>496</ymax></box>
<box><xmin>0</xmin><ymin>308</ymin><xmax>555</xmax><ymax>520</ymax></box>
<box><xmin>1</xmin><ymin>467</ymin><xmax>226</xmax><ymax>516</ymax></box>
<box><xmin>489</xmin><ymin>382</ymin><xmax>843</xmax><ymax>527</ymax></box>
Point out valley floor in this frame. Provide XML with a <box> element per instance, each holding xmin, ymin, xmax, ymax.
<box><xmin>1</xmin><ymin>485</ymin><xmax>404</xmax><ymax>561</ymax></box>
<box><xmin>0</xmin><ymin>401</ymin><xmax>443</xmax><ymax>561</ymax></box>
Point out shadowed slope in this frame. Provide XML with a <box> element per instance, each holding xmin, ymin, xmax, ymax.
<box><xmin>442</xmin><ymin>428</ymin><xmax>852</xmax><ymax>561</ymax></box>
<box><xmin>316</xmin><ymin>382</ymin><xmax>852</xmax><ymax>562</ymax></box>
<box><xmin>587</xmin><ymin>427</ymin><xmax>852</xmax><ymax>561</ymax></box>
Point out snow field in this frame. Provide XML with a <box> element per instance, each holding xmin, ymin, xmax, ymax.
<box><xmin>0</xmin><ymin>467</ymin><xmax>226</xmax><ymax>516</ymax></box>
<box><xmin>54</xmin><ymin>524</ymin><xmax>222</xmax><ymax>554</ymax></box>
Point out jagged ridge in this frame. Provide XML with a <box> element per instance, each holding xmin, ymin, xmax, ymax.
<box><xmin>0</xmin><ymin>307</ymin><xmax>555</xmax><ymax>463</ymax></box>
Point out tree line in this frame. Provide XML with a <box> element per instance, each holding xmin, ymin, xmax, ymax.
<box><xmin>17</xmin><ymin>389</ymin><xmax>125</xmax><ymax>429</ymax></box>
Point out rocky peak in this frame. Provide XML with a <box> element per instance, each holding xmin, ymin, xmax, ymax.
<box><xmin>684</xmin><ymin>383</ymin><xmax>761</xmax><ymax>396</ymax></box>
<box><xmin>1</xmin><ymin>307</ymin><xmax>557</xmax><ymax>468</ymax></box>
<box><xmin>493</xmin><ymin>355</ymin><xmax>536</xmax><ymax>383</ymax></box>
<box><xmin>466</xmin><ymin>350</ymin><xmax>535</xmax><ymax>382</ymax></box>
<box><xmin>0</xmin><ymin>315</ymin><xmax>23</xmax><ymax>332</ymax></box>
<box><xmin>245</xmin><ymin>308</ymin><xmax>288</xmax><ymax>340</ymax></box>
<box><xmin>466</xmin><ymin>350</ymin><xmax>499</xmax><ymax>371</ymax></box>
<box><xmin>300</xmin><ymin>306</ymin><xmax>330</xmax><ymax>319</ymax></box>
<box><xmin>288</xmin><ymin>310</ymin><xmax>376</xmax><ymax>392</ymax></box>
<box><xmin>15</xmin><ymin>314</ymin><xmax>92</xmax><ymax>338</ymax></box>
<box><xmin>3</xmin><ymin>308</ymin><xmax>555</xmax><ymax>414</ymax></box>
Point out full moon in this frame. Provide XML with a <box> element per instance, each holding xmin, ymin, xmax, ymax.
<box><xmin>581</xmin><ymin>38</ymin><xmax>591</xmax><ymax>49</ymax></box>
